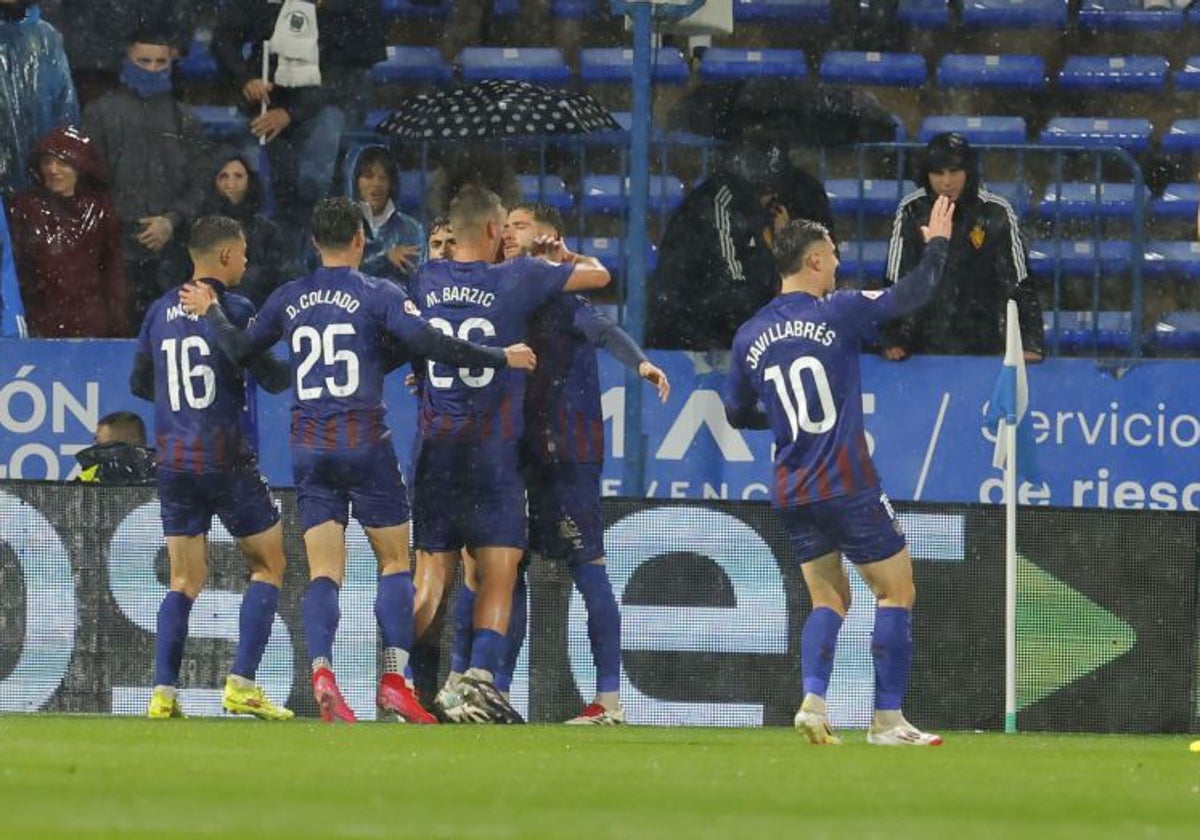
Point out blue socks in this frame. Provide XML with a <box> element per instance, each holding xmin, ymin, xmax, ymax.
<box><xmin>302</xmin><ymin>576</ymin><xmax>340</xmax><ymax>667</ymax></box>
<box><xmin>230</xmin><ymin>581</ymin><xmax>280</xmax><ymax>681</ymax></box>
<box><xmin>800</xmin><ymin>606</ymin><xmax>844</xmax><ymax>698</ymax></box>
<box><xmin>374</xmin><ymin>571</ymin><xmax>414</xmax><ymax>653</ymax></box>
<box><xmin>468</xmin><ymin>628</ymin><xmax>507</xmax><ymax>676</ymax></box>
<box><xmin>574</xmin><ymin>563</ymin><xmax>621</xmax><ymax>694</ymax></box>
<box><xmin>153</xmin><ymin>590</ymin><xmax>194</xmax><ymax>687</ymax></box>
<box><xmin>496</xmin><ymin>571</ymin><xmax>528</xmax><ymax>692</ymax></box>
<box><xmin>872</xmin><ymin>606</ymin><xmax>913</xmax><ymax>711</ymax></box>
<box><xmin>449</xmin><ymin>584</ymin><xmax>476</xmax><ymax>674</ymax></box>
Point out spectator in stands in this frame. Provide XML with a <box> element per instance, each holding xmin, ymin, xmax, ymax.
<box><xmin>75</xmin><ymin>410</ymin><xmax>156</xmax><ymax>485</ymax></box>
<box><xmin>40</xmin><ymin>0</ymin><xmax>201</xmax><ymax>104</ymax></box>
<box><xmin>83</xmin><ymin>28</ymin><xmax>211</xmax><ymax>333</ymax></box>
<box><xmin>427</xmin><ymin>217</ymin><xmax>455</xmax><ymax>261</ymax></box>
<box><xmin>646</xmin><ymin>139</ymin><xmax>791</xmax><ymax>351</ymax></box>
<box><xmin>211</xmin><ymin>0</ymin><xmax>386</xmax><ymax>244</ymax></box>
<box><xmin>0</xmin><ymin>0</ymin><xmax>78</xmax><ymax>198</ymax></box>
<box><xmin>199</xmin><ymin>152</ymin><xmax>293</xmax><ymax>307</ymax></box>
<box><xmin>882</xmin><ymin>132</ymin><xmax>1043</xmax><ymax>361</ymax></box>
<box><xmin>352</xmin><ymin>146</ymin><xmax>426</xmax><ymax>284</ymax></box>
<box><xmin>8</xmin><ymin>125</ymin><xmax>126</xmax><ymax>337</ymax></box>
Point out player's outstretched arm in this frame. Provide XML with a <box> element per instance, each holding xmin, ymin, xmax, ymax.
<box><xmin>575</xmin><ymin>305</ymin><xmax>671</xmax><ymax>403</ymax></box>
<box><xmin>245</xmin><ymin>351</ymin><xmax>291</xmax><ymax>394</ymax></box>
<box><xmin>532</xmin><ymin>236</ymin><xmax>611</xmax><ymax>292</ymax></box>
<box><xmin>397</xmin><ymin>313</ymin><xmax>513</xmax><ymax>370</ymax></box>
<box><xmin>886</xmin><ymin>195</ymin><xmax>954</xmax><ymax>319</ymax></box>
<box><xmin>179</xmin><ymin>283</ymin><xmax>275</xmax><ymax>366</ymax></box>
<box><xmin>722</xmin><ymin>353</ymin><xmax>769</xmax><ymax>430</ymax></box>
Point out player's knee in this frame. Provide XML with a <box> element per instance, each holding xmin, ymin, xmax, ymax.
<box><xmin>170</xmin><ymin>577</ymin><xmax>204</xmax><ymax>601</ymax></box>
<box><xmin>878</xmin><ymin>579</ymin><xmax>916</xmax><ymax>609</ymax></box>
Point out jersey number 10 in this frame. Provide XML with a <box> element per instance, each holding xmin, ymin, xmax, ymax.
<box><xmin>764</xmin><ymin>357</ymin><xmax>837</xmax><ymax>440</ymax></box>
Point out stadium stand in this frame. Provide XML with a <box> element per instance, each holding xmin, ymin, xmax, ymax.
<box><xmin>959</xmin><ymin>0</ymin><xmax>1070</xmax><ymax>29</ymax></box>
<box><xmin>1077</xmin><ymin>0</ymin><xmax>1185</xmax><ymax>31</ymax></box>
<box><xmin>825</xmin><ymin>179</ymin><xmax>916</xmax><ymax>217</ymax></box>
<box><xmin>696</xmin><ymin>48</ymin><xmax>808</xmax><ymax>82</ymax></box>
<box><xmin>732</xmin><ymin>0</ymin><xmax>833</xmax><ymax>24</ymax></box>
<box><xmin>1038</xmin><ymin>118</ymin><xmax>1153</xmax><ymax>153</ymax></box>
<box><xmin>580</xmin><ymin>48</ymin><xmax>689</xmax><ymax>85</ymax></box>
<box><xmin>1057</xmin><ymin>56</ymin><xmax>1169</xmax><ymax>93</ymax></box>
<box><xmin>516</xmin><ymin>174</ymin><xmax>575</xmax><ymax>211</ymax></box>
<box><xmin>819</xmin><ymin>51</ymin><xmax>927</xmax><ymax>86</ymax></box>
<box><xmin>1038</xmin><ymin>183</ymin><xmax>1138</xmax><ymax>221</ymax></box>
<box><xmin>918</xmin><ymin>116</ymin><xmax>1028</xmax><ymax>145</ymax></box>
<box><xmin>459</xmin><ymin>47</ymin><xmax>572</xmax><ymax>85</ymax></box>
<box><xmin>369</xmin><ymin>46</ymin><xmax>453</xmax><ymax>86</ymax></box>
<box><xmin>1151</xmin><ymin>183</ymin><xmax>1199</xmax><ymax>220</ymax></box>
<box><xmin>936</xmin><ymin>54</ymin><xmax>1046</xmax><ymax>91</ymax></box>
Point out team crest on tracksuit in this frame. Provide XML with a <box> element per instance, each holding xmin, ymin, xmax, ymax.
<box><xmin>969</xmin><ymin>224</ymin><xmax>986</xmax><ymax>249</ymax></box>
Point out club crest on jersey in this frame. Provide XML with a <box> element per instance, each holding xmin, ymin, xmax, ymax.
<box><xmin>969</xmin><ymin>224</ymin><xmax>986</xmax><ymax>249</ymax></box>
<box><xmin>404</xmin><ymin>299</ymin><xmax>421</xmax><ymax>317</ymax></box>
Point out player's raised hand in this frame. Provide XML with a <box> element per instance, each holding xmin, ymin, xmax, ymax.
<box><xmin>179</xmin><ymin>282</ymin><xmax>217</xmax><ymax>316</ymax></box>
<box><xmin>530</xmin><ymin>234</ymin><xmax>570</xmax><ymax>263</ymax></box>
<box><xmin>920</xmin><ymin>194</ymin><xmax>954</xmax><ymax>243</ymax></box>
<box><xmin>638</xmin><ymin>361</ymin><xmax>670</xmax><ymax>403</ymax></box>
<box><xmin>504</xmin><ymin>343</ymin><xmax>537</xmax><ymax>370</ymax></box>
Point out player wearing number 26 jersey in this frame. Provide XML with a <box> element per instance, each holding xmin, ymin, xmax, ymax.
<box><xmin>724</xmin><ymin>204</ymin><xmax>953</xmax><ymax>749</ymax></box>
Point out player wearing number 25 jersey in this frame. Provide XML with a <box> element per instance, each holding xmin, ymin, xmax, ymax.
<box><xmin>724</xmin><ymin>201</ymin><xmax>954</xmax><ymax>748</ymax></box>
<box><xmin>181</xmin><ymin>198</ymin><xmax>535</xmax><ymax>724</ymax></box>
<box><xmin>132</xmin><ymin>216</ymin><xmax>294</xmax><ymax>723</ymax></box>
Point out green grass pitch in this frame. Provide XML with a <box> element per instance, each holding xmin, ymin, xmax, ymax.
<box><xmin>1</xmin><ymin>716</ymin><xmax>1198</xmax><ymax>839</ymax></box>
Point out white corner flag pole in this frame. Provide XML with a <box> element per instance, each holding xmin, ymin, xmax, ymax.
<box><xmin>1000</xmin><ymin>299</ymin><xmax>1021</xmax><ymax>734</ymax></box>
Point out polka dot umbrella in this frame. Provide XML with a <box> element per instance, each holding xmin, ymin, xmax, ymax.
<box><xmin>376</xmin><ymin>79</ymin><xmax>622</xmax><ymax>140</ymax></box>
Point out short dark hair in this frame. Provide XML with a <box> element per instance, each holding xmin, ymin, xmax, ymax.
<box><xmin>353</xmin><ymin>146</ymin><xmax>394</xmax><ymax>193</ymax></box>
<box><xmin>448</xmin><ymin>185</ymin><xmax>505</xmax><ymax>239</ymax></box>
<box><xmin>773</xmin><ymin>220</ymin><xmax>831</xmax><ymax>276</ymax></box>
<box><xmin>188</xmin><ymin>216</ymin><xmax>245</xmax><ymax>255</ymax></box>
<box><xmin>128</xmin><ymin>28</ymin><xmax>174</xmax><ymax>48</ymax></box>
<box><xmin>429</xmin><ymin>216</ymin><xmax>451</xmax><ymax>235</ymax></box>
<box><xmin>311</xmin><ymin>197</ymin><xmax>365</xmax><ymax>249</ymax></box>
<box><xmin>98</xmin><ymin>411</ymin><xmax>146</xmax><ymax>446</ymax></box>
<box><xmin>508</xmin><ymin>201</ymin><xmax>563</xmax><ymax>236</ymax></box>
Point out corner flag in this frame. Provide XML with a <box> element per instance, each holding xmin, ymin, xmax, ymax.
<box><xmin>984</xmin><ymin>299</ymin><xmax>1036</xmax><ymax>481</ymax></box>
<box><xmin>0</xmin><ymin>196</ymin><xmax>28</xmax><ymax>338</ymax></box>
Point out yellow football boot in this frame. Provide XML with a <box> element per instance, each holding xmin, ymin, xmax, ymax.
<box><xmin>222</xmin><ymin>676</ymin><xmax>294</xmax><ymax>721</ymax></box>
<box><xmin>147</xmin><ymin>687</ymin><xmax>185</xmax><ymax>720</ymax></box>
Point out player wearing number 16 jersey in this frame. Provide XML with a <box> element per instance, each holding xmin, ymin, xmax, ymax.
<box><xmin>180</xmin><ymin>197</ymin><xmax>536</xmax><ymax>724</ymax></box>
<box><xmin>723</xmin><ymin>196</ymin><xmax>956</xmax><ymax>747</ymax></box>
<box><xmin>132</xmin><ymin>216</ymin><xmax>294</xmax><ymax>722</ymax></box>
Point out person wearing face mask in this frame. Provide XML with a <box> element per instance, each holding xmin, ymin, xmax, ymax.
<box><xmin>8</xmin><ymin>125</ymin><xmax>126</xmax><ymax>337</ymax></box>
<box><xmin>351</xmin><ymin>145</ymin><xmax>425</xmax><ymax>285</ymax></box>
<box><xmin>198</xmin><ymin>151</ymin><xmax>293</xmax><ymax>307</ymax></box>
<box><xmin>0</xmin><ymin>0</ymin><xmax>79</xmax><ymax>198</ymax></box>
<box><xmin>882</xmin><ymin>132</ymin><xmax>1043</xmax><ymax>361</ymax></box>
<box><xmin>82</xmin><ymin>28</ymin><xmax>212</xmax><ymax>333</ymax></box>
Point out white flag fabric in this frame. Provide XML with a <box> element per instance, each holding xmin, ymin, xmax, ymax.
<box><xmin>984</xmin><ymin>299</ymin><xmax>1036</xmax><ymax>479</ymax></box>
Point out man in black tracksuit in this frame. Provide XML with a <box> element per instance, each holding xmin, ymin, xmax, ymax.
<box><xmin>882</xmin><ymin>132</ymin><xmax>1043</xmax><ymax>360</ymax></box>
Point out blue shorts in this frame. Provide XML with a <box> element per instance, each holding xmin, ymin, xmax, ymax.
<box><xmin>778</xmin><ymin>487</ymin><xmax>906</xmax><ymax>565</ymax></box>
<box><xmin>157</xmin><ymin>465</ymin><xmax>279</xmax><ymax>539</ymax></box>
<box><xmin>411</xmin><ymin>439</ymin><xmax>526</xmax><ymax>551</ymax></box>
<box><xmin>292</xmin><ymin>443</ymin><xmax>410</xmax><ymax>533</ymax></box>
<box><xmin>527</xmin><ymin>461</ymin><xmax>604</xmax><ymax>567</ymax></box>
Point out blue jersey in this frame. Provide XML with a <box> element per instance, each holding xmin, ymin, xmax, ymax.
<box><xmin>725</xmin><ymin>287</ymin><xmax>911</xmax><ymax>507</ymax></box>
<box><xmin>411</xmin><ymin>257</ymin><xmax>572</xmax><ymax>441</ymax></box>
<box><xmin>244</xmin><ymin>266</ymin><xmax>434</xmax><ymax>451</ymax></box>
<box><xmin>524</xmin><ymin>296</ymin><xmax>611</xmax><ymax>464</ymax></box>
<box><xmin>136</xmin><ymin>279</ymin><xmax>259</xmax><ymax>473</ymax></box>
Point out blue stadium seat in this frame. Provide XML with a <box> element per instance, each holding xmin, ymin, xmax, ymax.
<box><xmin>178</xmin><ymin>38</ymin><xmax>219</xmax><ymax>82</ymax></box>
<box><xmin>459</xmin><ymin>48</ymin><xmax>572</xmax><ymax>85</ymax></box>
<box><xmin>515</xmin><ymin>174</ymin><xmax>575</xmax><ymax>211</ymax></box>
<box><xmin>819</xmin><ymin>51</ymin><xmax>926</xmax><ymax>86</ymax></box>
<box><xmin>564</xmin><ymin>237</ymin><xmax>658</xmax><ymax>274</ymax></box>
<box><xmin>1043</xmin><ymin>310</ymin><xmax>1133</xmax><ymax>354</ymax></box>
<box><xmin>960</xmin><ymin>0</ymin><xmax>1069</xmax><ymax>28</ymax></box>
<box><xmin>1038</xmin><ymin>118</ymin><xmax>1152</xmax><ymax>153</ymax></box>
<box><xmin>1028</xmin><ymin>239</ymin><xmax>1133</xmax><ymax>274</ymax></box>
<box><xmin>370</xmin><ymin>46</ymin><xmax>452</xmax><ymax>86</ymax></box>
<box><xmin>837</xmin><ymin>241</ymin><xmax>889</xmax><ymax>281</ymax></box>
<box><xmin>698</xmin><ymin>48</ymin><xmax>807</xmax><ymax>82</ymax></box>
<box><xmin>1078</xmin><ymin>0</ymin><xmax>1183</xmax><ymax>30</ymax></box>
<box><xmin>1058</xmin><ymin>56</ymin><xmax>1168</xmax><ymax>92</ymax></box>
<box><xmin>579</xmin><ymin>48</ymin><xmax>689</xmax><ymax>85</ymax></box>
<box><xmin>1151</xmin><ymin>183</ymin><xmax>1199</xmax><ymax>220</ymax></box>
<box><xmin>936</xmin><ymin>54</ymin><xmax>1045</xmax><ymax>90</ymax></box>
<box><xmin>381</xmin><ymin>0</ymin><xmax>452</xmax><ymax>19</ymax></box>
<box><xmin>733</xmin><ymin>0</ymin><xmax>832</xmax><ymax>23</ymax></box>
<box><xmin>981</xmin><ymin>181</ymin><xmax>1031</xmax><ymax>216</ymax></box>
<box><xmin>1143</xmin><ymin>241</ymin><xmax>1200</xmax><ymax>280</ymax></box>
<box><xmin>191</xmin><ymin>106</ymin><xmax>247</xmax><ymax>141</ymax></box>
<box><xmin>825</xmin><ymin>179</ymin><xmax>915</xmax><ymax>216</ymax></box>
<box><xmin>1161</xmin><ymin>120</ymin><xmax>1200</xmax><ymax>154</ymax></box>
<box><xmin>580</xmin><ymin>175</ymin><xmax>685</xmax><ymax>215</ymax></box>
<box><xmin>1154</xmin><ymin>311</ymin><xmax>1200</xmax><ymax>353</ymax></box>
<box><xmin>898</xmin><ymin>0</ymin><xmax>952</xmax><ymax>28</ymax></box>
<box><xmin>494</xmin><ymin>0</ymin><xmax>602</xmax><ymax>18</ymax></box>
<box><xmin>1038</xmin><ymin>182</ymin><xmax>1137</xmax><ymax>220</ymax></box>
<box><xmin>1175</xmin><ymin>57</ymin><xmax>1200</xmax><ymax>92</ymax></box>
<box><xmin>918</xmin><ymin>116</ymin><xmax>1027</xmax><ymax>145</ymax></box>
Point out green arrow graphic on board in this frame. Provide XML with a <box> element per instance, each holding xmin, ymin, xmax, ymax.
<box><xmin>1016</xmin><ymin>553</ymin><xmax>1136</xmax><ymax>710</ymax></box>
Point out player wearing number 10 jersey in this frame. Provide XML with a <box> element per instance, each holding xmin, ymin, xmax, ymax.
<box><xmin>723</xmin><ymin>196</ymin><xmax>956</xmax><ymax>748</ymax></box>
<box><xmin>180</xmin><ymin>198</ymin><xmax>536</xmax><ymax>724</ymax></box>
<box><xmin>133</xmin><ymin>216</ymin><xmax>294</xmax><ymax>722</ymax></box>
<box><xmin>408</xmin><ymin>186</ymin><xmax>611</xmax><ymax>722</ymax></box>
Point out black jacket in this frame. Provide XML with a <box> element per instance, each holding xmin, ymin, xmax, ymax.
<box><xmin>647</xmin><ymin>170</ymin><xmax>780</xmax><ymax>350</ymax></box>
<box><xmin>884</xmin><ymin>181</ymin><xmax>1043</xmax><ymax>356</ymax></box>
<box><xmin>75</xmin><ymin>442</ymin><xmax>156</xmax><ymax>485</ymax></box>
